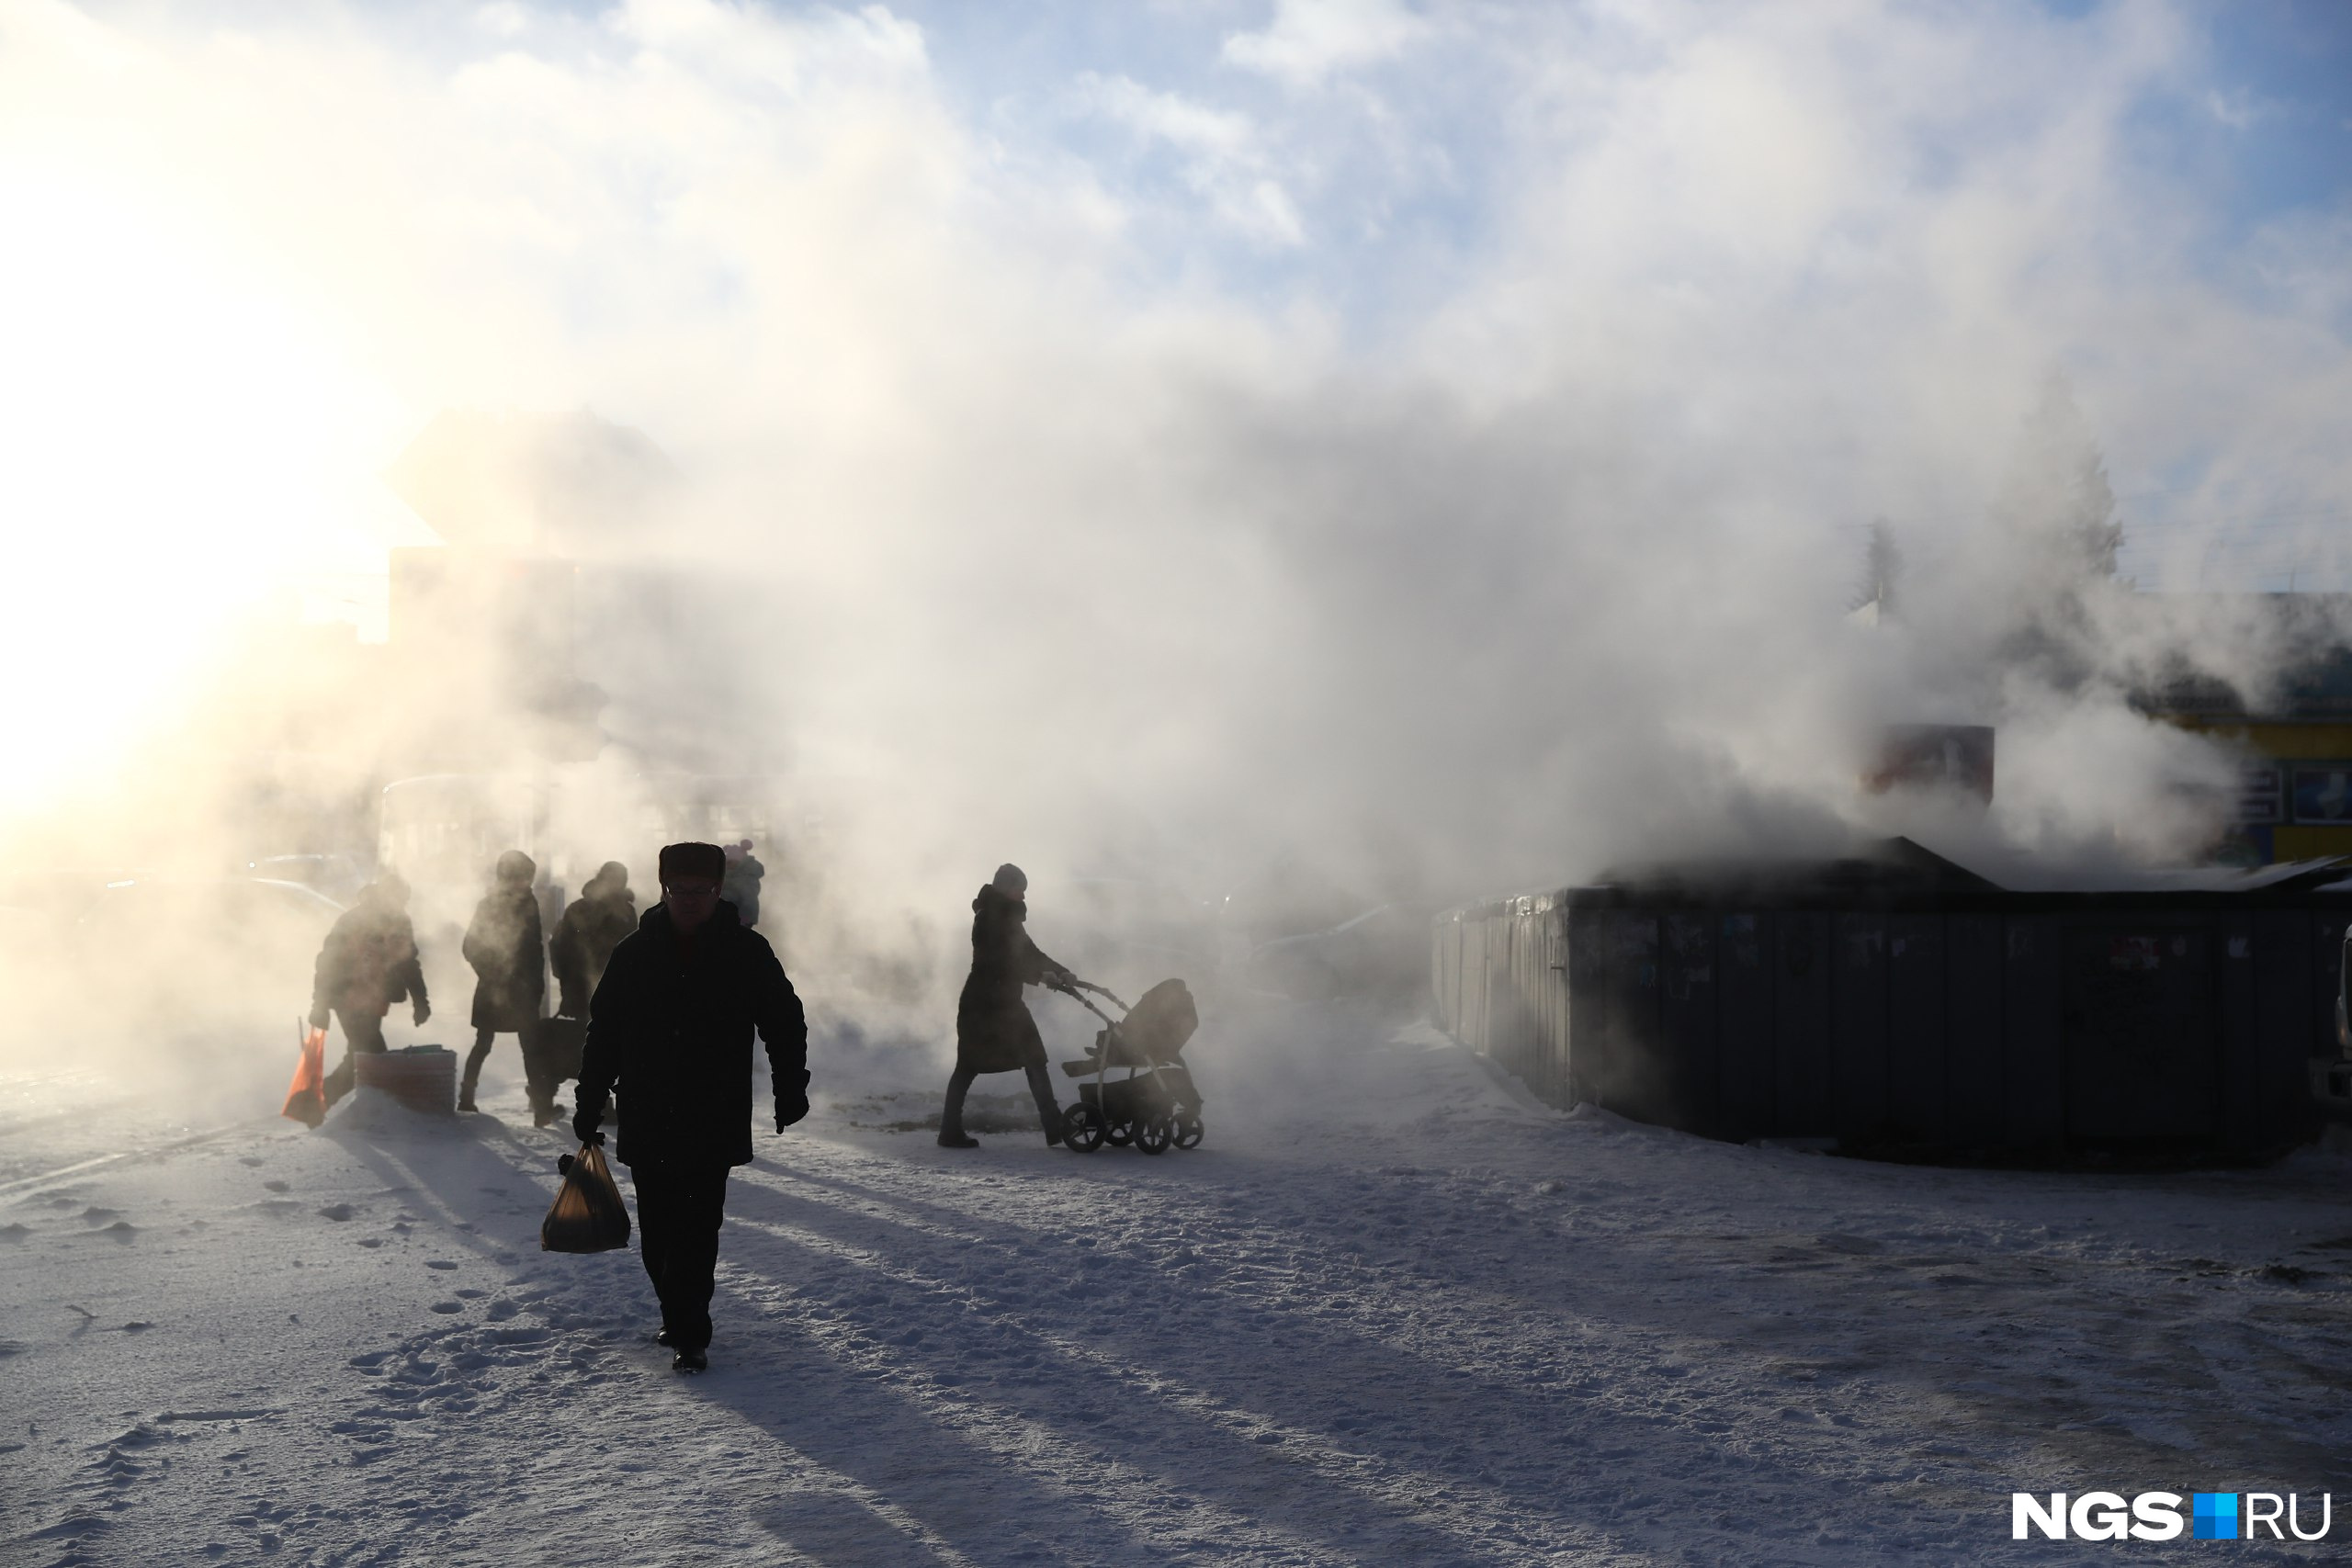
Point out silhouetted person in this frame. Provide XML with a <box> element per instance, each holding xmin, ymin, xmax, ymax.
<box><xmin>551</xmin><ymin>861</ymin><xmax>637</xmax><ymax>1019</ymax></box>
<box><xmin>460</xmin><ymin>850</ymin><xmax>548</xmax><ymax>1120</ymax></box>
<box><xmin>941</xmin><ymin>863</ymin><xmax>1072</xmax><ymax>1149</ymax></box>
<box><xmin>309</xmin><ymin>874</ymin><xmax>430</xmax><ymax>1107</ymax></box>
<box><xmin>574</xmin><ymin>841</ymin><xmax>808</xmax><ymax>1373</ymax></box>
<box><xmin>721</xmin><ymin>839</ymin><xmax>764</xmax><ymax>929</ymax></box>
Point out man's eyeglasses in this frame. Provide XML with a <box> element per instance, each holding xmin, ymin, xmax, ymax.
<box><xmin>663</xmin><ymin>883</ymin><xmax>722</xmax><ymax>898</ymax></box>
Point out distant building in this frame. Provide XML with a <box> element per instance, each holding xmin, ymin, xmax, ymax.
<box><xmin>2135</xmin><ymin>593</ymin><xmax>2352</xmax><ymax>863</ymax></box>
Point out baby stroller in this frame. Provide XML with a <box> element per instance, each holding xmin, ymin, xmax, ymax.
<box><xmin>1056</xmin><ymin>977</ymin><xmax>1203</xmax><ymax>1155</ymax></box>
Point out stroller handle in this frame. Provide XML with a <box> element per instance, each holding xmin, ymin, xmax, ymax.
<box><xmin>1049</xmin><ymin>979</ymin><xmax>1121</xmax><ymax>1026</ymax></box>
<box><xmin>1069</xmin><ymin>979</ymin><xmax>1129</xmax><ymax>1011</ymax></box>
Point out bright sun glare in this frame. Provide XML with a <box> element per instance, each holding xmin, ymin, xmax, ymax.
<box><xmin>0</xmin><ymin>171</ymin><xmax>396</xmax><ymax>813</ymax></box>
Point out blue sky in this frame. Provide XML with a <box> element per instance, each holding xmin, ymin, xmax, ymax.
<box><xmin>2161</xmin><ymin>0</ymin><xmax>2352</xmax><ymax>216</ymax></box>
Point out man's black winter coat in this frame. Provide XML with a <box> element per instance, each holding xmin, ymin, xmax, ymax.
<box><xmin>578</xmin><ymin>901</ymin><xmax>808</xmax><ymax>1168</ymax></box>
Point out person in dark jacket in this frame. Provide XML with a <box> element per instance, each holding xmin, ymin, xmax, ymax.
<box><xmin>573</xmin><ymin>841</ymin><xmax>808</xmax><ymax>1373</ymax></box>
<box><xmin>550</xmin><ymin>861</ymin><xmax>637</xmax><ymax>1019</ymax></box>
<box><xmin>940</xmin><ymin>863</ymin><xmax>1074</xmax><ymax>1149</ymax></box>
<box><xmin>308</xmin><ymin>874</ymin><xmax>430</xmax><ymax>1108</ymax></box>
<box><xmin>460</xmin><ymin>850</ymin><xmax>548</xmax><ymax>1119</ymax></box>
<box><xmin>721</xmin><ymin>840</ymin><xmax>764</xmax><ymax>929</ymax></box>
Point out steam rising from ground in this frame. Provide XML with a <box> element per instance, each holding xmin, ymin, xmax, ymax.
<box><xmin>4</xmin><ymin>1</ymin><xmax>2351</xmax><ymax>1066</ymax></box>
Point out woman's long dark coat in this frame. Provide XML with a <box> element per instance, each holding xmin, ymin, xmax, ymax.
<box><xmin>463</xmin><ymin>883</ymin><xmax>546</xmax><ymax>1032</ymax></box>
<box><xmin>955</xmin><ymin>885</ymin><xmax>1063</xmax><ymax>1075</ymax></box>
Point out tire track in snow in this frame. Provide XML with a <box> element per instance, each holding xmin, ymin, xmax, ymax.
<box><xmin>0</xmin><ymin>1118</ymin><xmax>263</xmax><ymax>1200</ymax></box>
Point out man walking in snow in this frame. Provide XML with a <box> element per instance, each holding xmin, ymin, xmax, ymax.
<box><xmin>573</xmin><ymin>841</ymin><xmax>808</xmax><ymax>1373</ymax></box>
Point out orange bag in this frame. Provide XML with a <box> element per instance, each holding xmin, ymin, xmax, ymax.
<box><xmin>542</xmin><ymin>1143</ymin><xmax>631</xmax><ymax>1253</ymax></box>
<box><xmin>282</xmin><ymin>1022</ymin><xmax>327</xmax><ymax>1128</ymax></box>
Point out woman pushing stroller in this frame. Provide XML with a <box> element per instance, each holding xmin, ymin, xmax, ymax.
<box><xmin>938</xmin><ymin>863</ymin><xmax>1075</xmax><ymax>1149</ymax></box>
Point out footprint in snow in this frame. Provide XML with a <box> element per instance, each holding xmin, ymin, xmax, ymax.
<box><xmin>425</xmin><ymin>1260</ymin><xmax>458</xmax><ymax>1270</ymax></box>
<box><xmin>0</xmin><ymin>1224</ymin><xmax>29</xmax><ymax>1243</ymax></box>
<box><xmin>238</xmin><ymin>1157</ymin><xmax>265</xmax><ymax>1168</ymax></box>
<box><xmin>101</xmin><ymin>1222</ymin><xmax>137</xmax><ymax>1242</ymax></box>
<box><xmin>81</xmin><ymin>1207</ymin><xmax>121</xmax><ymax>1225</ymax></box>
<box><xmin>317</xmin><ymin>1205</ymin><xmax>356</xmax><ymax>1223</ymax></box>
<box><xmin>429</xmin><ymin>1302</ymin><xmax>463</xmax><ymax>1315</ymax></box>
<box><xmin>263</xmin><ymin>1180</ymin><xmax>289</xmax><ymax>1194</ymax></box>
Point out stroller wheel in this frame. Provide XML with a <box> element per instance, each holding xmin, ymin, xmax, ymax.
<box><xmin>1133</xmin><ymin>1115</ymin><xmax>1172</xmax><ymax>1155</ymax></box>
<box><xmin>1062</xmin><ymin>1103</ymin><xmax>1105</xmax><ymax>1153</ymax></box>
<box><xmin>1171</xmin><ymin>1112</ymin><xmax>1203</xmax><ymax>1150</ymax></box>
<box><xmin>1103</xmin><ymin>1119</ymin><xmax>1134</xmax><ymax>1147</ymax></box>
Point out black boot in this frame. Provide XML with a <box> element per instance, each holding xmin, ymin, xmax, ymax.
<box><xmin>673</xmin><ymin>1347</ymin><xmax>707</xmax><ymax>1373</ymax></box>
<box><xmin>458</xmin><ymin>1078</ymin><xmax>480</xmax><ymax>1113</ymax></box>
<box><xmin>937</xmin><ymin>1131</ymin><xmax>978</xmax><ymax>1149</ymax></box>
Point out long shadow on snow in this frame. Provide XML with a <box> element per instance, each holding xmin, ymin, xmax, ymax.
<box><xmin>699</xmin><ymin>1198</ymin><xmax>1509</xmax><ymax>1564</ymax></box>
<box><xmin>315</xmin><ymin>1112</ymin><xmax>1154</xmax><ymax>1565</ymax></box>
<box><xmin>727</xmin><ymin>1134</ymin><xmax>2352</xmax><ymax>1560</ymax></box>
<box><xmin>709</xmin><ymin>1147</ymin><xmax>1882</xmax><ymax>1564</ymax></box>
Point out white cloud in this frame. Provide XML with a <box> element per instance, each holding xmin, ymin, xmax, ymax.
<box><xmin>1076</xmin><ymin>71</ymin><xmax>1257</xmax><ymax>163</ymax></box>
<box><xmin>1221</xmin><ymin>0</ymin><xmax>1428</xmax><ymax>88</ymax></box>
<box><xmin>2204</xmin><ymin>87</ymin><xmax>2265</xmax><ymax>130</ymax></box>
<box><xmin>473</xmin><ymin>2</ymin><xmax>529</xmax><ymax>39</ymax></box>
<box><xmin>1070</xmin><ymin>72</ymin><xmax>1305</xmax><ymax>245</ymax></box>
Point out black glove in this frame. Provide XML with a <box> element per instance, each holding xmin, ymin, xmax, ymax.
<box><xmin>307</xmin><ymin>1006</ymin><xmax>329</xmax><ymax>1032</ymax></box>
<box><xmin>413</xmin><ymin>998</ymin><xmax>431</xmax><ymax>1027</ymax></box>
<box><xmin>572</xmin><ymin>1100</ymin><xmax>605</xmax><ymax>1146</ymax></box>
<box><xmin>775</xmin><ymin>1093</ymin><xmax>809</xmax><ymax>1131</ymax></box>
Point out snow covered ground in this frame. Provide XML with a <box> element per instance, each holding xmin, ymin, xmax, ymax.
<box><xmin>6</xmin><ymin>999</ymin><xmax>2350</xmax><ymax>1565</ymax></box>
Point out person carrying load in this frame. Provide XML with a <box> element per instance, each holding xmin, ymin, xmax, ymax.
<box><xmin>308</xmin><ymin>873</ymin><xmax>431</xmax><ymax>1110</ymax></box>
<box><xmin>572</xmin><ymin>841</ymin><xmax>809</xmax><ymax>1373</ymax></box>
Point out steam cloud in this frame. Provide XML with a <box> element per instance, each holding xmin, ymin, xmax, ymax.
<box><xmin>4</xmin><ymin>0</ymin><xmax>2350</xmax><ymax>1071</ymax></box>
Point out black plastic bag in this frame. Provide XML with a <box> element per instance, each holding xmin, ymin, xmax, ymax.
<box><xmin>541</xmin><ymin>1142</ymin><xmax>631</xmax><ymax>1253</ymax></box>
